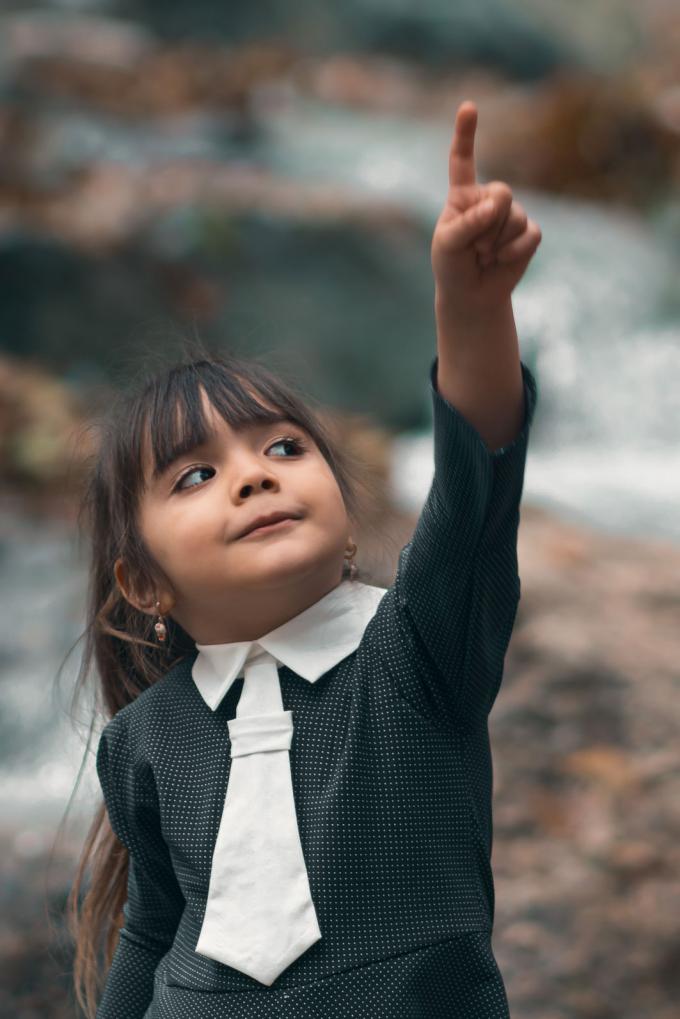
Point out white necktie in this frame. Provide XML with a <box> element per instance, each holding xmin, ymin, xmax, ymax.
<box><xmin>194</xmin><ymin>641</ymin><xmax>322</xmax><ymax>986</ymax></box>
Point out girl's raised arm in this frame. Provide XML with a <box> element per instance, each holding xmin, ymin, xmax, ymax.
<box><xmin>431</xmin><ymin>100</ymin><xmax>541</xmax><ymax>453</ymax></box>
<box><xmin>386</xmin><ymin>349</ymin><xmax>537</xmax><ymax>728</ymax></box>
<box><xmin>377</xmin><ymin>100</ymin><xmax>540</xmax><ymax>728</ymax></box>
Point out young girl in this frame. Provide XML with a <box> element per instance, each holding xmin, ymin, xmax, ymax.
<box><xmin>70</xmin><ymin>100</ymin><xmax>541</xmax><ymax>1018</ymax></box>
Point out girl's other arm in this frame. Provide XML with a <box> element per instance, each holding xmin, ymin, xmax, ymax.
<box><xmin>95</xmin><ymin>715</ymin><xmax>185</xmax><ymax>1019</ymax></box>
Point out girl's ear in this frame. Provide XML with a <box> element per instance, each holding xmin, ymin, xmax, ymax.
<box><xmin>114</xmin><ymin>557</ymin><xmax>159</xmax><ymax>615</ymax></box>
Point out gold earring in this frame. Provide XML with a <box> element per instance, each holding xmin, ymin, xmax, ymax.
<box><xmin>154</xmin><ymin>600</ymin><xmax>167</xmax><ymax>643</ymax></box>
<box><xmin>344</xmin><ymin>539</ymin><xmax>358</xmax><ymax>580</ymax></box>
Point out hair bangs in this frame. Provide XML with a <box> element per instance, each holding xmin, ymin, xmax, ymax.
<box><xmin>137</xmin><ymin>361</ymin><xmax>307</xmax><ymax>492</ymax></box>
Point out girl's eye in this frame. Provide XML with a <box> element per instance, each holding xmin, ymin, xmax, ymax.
<box><xmin>172</xmin><ymin>435</ymin><xmax>307</xmax><ymax>492</ymax></box>
<box><xmin>173</xmin><ymin>465</ymin><xmax>215</xmax><ymax>492</ymax></box>
<box><xmin>267</xmin><ymin>435</ymin><xmax>308</xmax><ymax>457</ymax></box>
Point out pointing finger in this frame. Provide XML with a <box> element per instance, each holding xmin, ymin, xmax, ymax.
<box><xmin>449</xmin><ymin>100</ymin><xmax>478</xmax><ymax>190</ymax></box>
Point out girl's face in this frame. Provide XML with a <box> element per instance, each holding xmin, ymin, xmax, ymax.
<box><xmin>126</xmin><ymin>385</ymin><xmax>351</xmax><ymax>644</ymax></box>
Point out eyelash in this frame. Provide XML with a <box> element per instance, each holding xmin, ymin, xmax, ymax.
<box><xmin>171</xmin><ymin>434</ymin><xmax>309</xmax><ymax>492</ymax></box>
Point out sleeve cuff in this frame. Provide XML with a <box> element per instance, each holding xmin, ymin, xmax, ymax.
<box><xmin>428</xmin><ymin>354</ymin><xmax>539</xmax><ymax>460</ymax></box>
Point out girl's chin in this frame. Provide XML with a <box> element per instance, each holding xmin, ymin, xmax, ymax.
<box><xmin>228</xmin><ymin>542</ymin><xmax>314</xmax><ymax>569</ymax></box>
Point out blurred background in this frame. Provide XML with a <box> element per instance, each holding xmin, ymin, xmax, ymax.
<box><xmin>0</xmin><ymin>0</ymin><xmax>678</xmax><ymax>1016</ymax></box>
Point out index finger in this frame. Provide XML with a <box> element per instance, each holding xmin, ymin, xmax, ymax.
<box><xmin>449</xmin><ymin>100</ymin><xmax>478</xmax><ymax>189</ymax></box>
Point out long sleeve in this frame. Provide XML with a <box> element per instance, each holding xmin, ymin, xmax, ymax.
<box><xmin>96</xmin><ymin>712</ymin><xmax>185</xmax><ymax>1019</ymax></box>
<box><xmin>390</xmin><ymin>353</ymin><xmax>538</xmax><ymax>728</ymax></box>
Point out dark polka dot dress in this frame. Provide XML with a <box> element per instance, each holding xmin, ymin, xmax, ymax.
<box><xmin>95</xmin><ymin>354</ymin><xmax>539</xmax><ymax>1018</ymax></box>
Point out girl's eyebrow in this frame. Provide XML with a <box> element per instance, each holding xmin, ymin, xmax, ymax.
<box><xmin>150</xmin><ymin>414</ymin><xmax>299</xmax><ymax>484</ymax></box>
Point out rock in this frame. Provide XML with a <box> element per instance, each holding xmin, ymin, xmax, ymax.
<box><xmin>0</xmin><ymin>353</ymin><xmax>98</xmax><ymax>503</ymax></box>
<box><xmin>487</xmin><ymin>502</ymin><xmax>680</xmax><ymax>1018</ymax></box>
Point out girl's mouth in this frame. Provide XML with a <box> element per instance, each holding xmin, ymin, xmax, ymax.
<box><xmin>240</xmin><ymin>517</ymin><xmax>300</xmax><ymax>538</ymax></box>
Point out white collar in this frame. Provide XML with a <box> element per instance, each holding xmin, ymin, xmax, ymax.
<box><xmin>192</xmin><ymin>579</ymin><xmax>387</xmax><ymax>711</ymax></box>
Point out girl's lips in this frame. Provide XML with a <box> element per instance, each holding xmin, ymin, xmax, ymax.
<box><xmin>240</xmin><ymin>517</ymin><xmax>300</xmax><ymax>538</ymax></box>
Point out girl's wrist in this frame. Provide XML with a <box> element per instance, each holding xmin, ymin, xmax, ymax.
<box><xmin>434</xmin><ymin>287</ymin><xmax>515</xmax><ymax>339</ymax></box>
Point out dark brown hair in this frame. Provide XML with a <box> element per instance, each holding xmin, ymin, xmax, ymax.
<box><xmin>62</xmin><ymin>335</ymin><xmax>382</xmax><ymax>1018</ymax></box>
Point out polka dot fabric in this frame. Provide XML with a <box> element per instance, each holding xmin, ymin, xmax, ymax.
<box><xmin>146</xmin><ymin>931</ymin><xmax>508</xmax><ymax>1018</ymax></box>
<box><xmin>96</xmin><ymin>354</ymin><xmax>538</xmax><ymax>1018</ymax></box>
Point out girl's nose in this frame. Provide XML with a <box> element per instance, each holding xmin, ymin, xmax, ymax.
<box><xmin>235</xmin><ymin>468</ymin><xmax>280</xmax><ymax>499</ymax></box>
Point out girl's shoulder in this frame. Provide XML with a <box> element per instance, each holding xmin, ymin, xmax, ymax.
<box><xmin>97</xmin><ymin>652</ymin><xmax>198</xmax><ymax>787</ymax></box>
<box><xmin>101</xmin><ymin>651</ymin><xmax>197</xmax><ymax>738</ymax></box>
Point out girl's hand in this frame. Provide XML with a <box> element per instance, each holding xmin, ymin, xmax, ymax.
<box><xmin>431</xmin><ymin>100</ymin><xmax>542</xmax><ymax>319</ymax></box>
